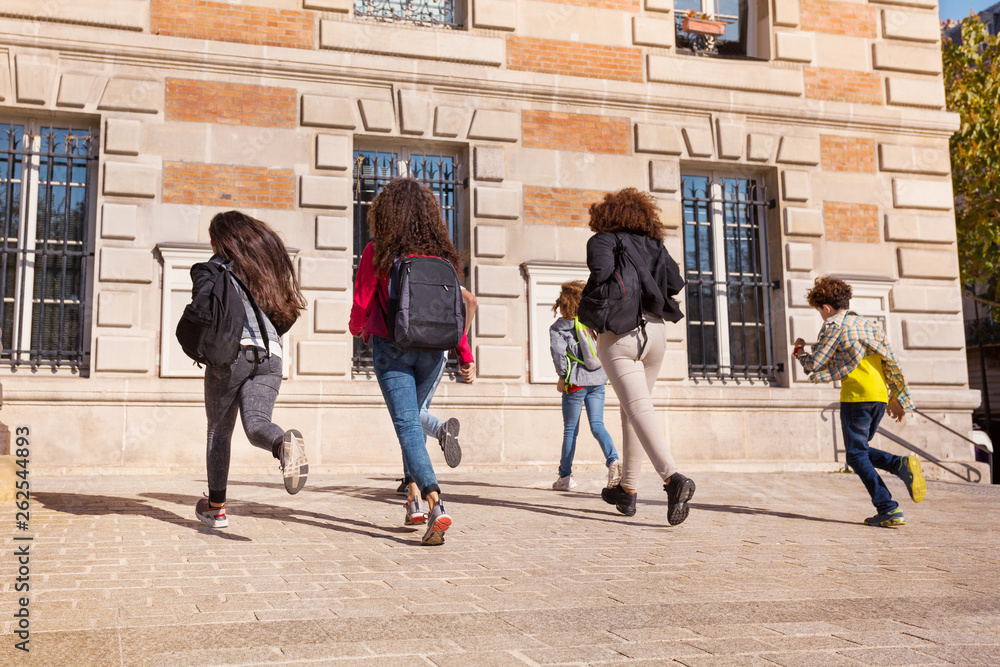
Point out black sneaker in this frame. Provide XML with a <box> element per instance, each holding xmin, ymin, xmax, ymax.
<box><xmin>395</xmin><ymin>478</ymin><xmax>408</xmax><ymax>495</ymax></box>
<box><xmin>439</xmin><ymin>418</ymin><xmax>462</xmax><ymax>468</ymax></box>
<box><xmin>601</xmin><ymin>484</ymin><xmax>636</xmax><ymax>517</ymax></box>
<box><xmin>664</xmin><ymin>473</ymin><xmax>696</xmax><ymax>526</ymax></box>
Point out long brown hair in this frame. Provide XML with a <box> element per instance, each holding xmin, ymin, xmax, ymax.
<box><xmin>366</xmin><ymin>177</ymin><xmax>461</xmax><ymax>275</ymax></box>
<box><xmin>553</xmin><ymin>280</ymin><xmax>585</xmax><ymax>319</ymax></box>
<box><xmin>588</xmin><ymin>187</ymin><xmax>664</xmax><ymax>241</ymax></box>
<box><xmin>209</xmin><ymin>210</ymin><xmax>306</xmax><ymax>330</ymax></box>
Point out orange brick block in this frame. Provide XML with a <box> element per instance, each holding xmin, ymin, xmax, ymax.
<box><xmin>507</xmin><ymin>37</ymin><xmax>643</xmax><ymax>83</ymax></box>
<box><xmin>799</xmin><ymin>0</ymin><xmax>878</xmax><ymax>38</ymax></box>
<box><xmin>151</xmin><ymin>0</ymin><xmax>314</xmax><ymax>49</ymax></box>
<box><xmin>804</xmin><ymin>67</ymin><xmax>883</xmax><ymax>106</ymax></box>
<box><xmin>165</xmin><ymin>79</ymin><xmax>297</xmax><ymax>129</ymax></box>
<box><xmin>823</xmin><ymin>201</ymin><xmax>880</xmax><ymax>243</ymax></box>
<box><xmin>524</xmin><ymin>186</ymin><xmax>608</xmax><ymax>227</ymax></box>
<box><xmin>522</xmin><ymin>110</ymin><xmax>631</xmax><ymax>155</ymax></box>
<box><xmin>820</xmin><ymin>135</ymin><xmax>876</xmax><ymax>173</ymax></box>
<box><xmin>163</xmin><ymin>161</ymin><xmax>295</xmax><ymax>210</ymax></box>
<box><xmin>534</xmin><ymin>0</ymin><xmax>639</xmax><ymax>9</ymax></box>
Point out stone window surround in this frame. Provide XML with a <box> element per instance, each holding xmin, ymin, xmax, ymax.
<box><xmin>522</xmin><ymin>261</ymin><xmax>590</xmax><ymax>385</ymax></box>
<box><xmin>155</xmin><ymin>244</ymin><xmax>294</xmax><ymax>379</ymax></box>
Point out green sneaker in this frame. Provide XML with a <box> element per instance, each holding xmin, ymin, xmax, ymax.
<box><xmin>864</xmin><ymin>508</ymin><xmax>905</xmax><ymax>527</ymax></box>
<box><xmin>895</xmin><ymin>456</ymin><xmax>926</xmax><ymax>503</ymax></box>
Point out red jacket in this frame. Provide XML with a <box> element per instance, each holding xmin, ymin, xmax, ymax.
<box><xmin>349</xmin><ymin>242</ymin><xmax>474</xmax><ymax>364</ymax></box>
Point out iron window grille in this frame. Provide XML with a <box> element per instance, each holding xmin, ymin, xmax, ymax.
<box><xmin>681</xmin><ymin>174</ymin><xmax>776</xmax><ymax>382</ymax></box>
<box><xmin>1</xmin><ymin>121</ymin><xmax>97</xmax><ymax>374</ymax></box>
<box><xmin>352</xmin><ymin>148</ymin><xmax>466</xmax><ymax>375</ymax></box>
<box><xmin>354</xmin><ymin>0</ymin><xmax>462</xmax><ymax>29</ymax></box>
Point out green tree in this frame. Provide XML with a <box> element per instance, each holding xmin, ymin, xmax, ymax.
<box><xmin>943</xmin><ymin>15</ymin><xmax>1000</xmax><ymax>303</ymax></box>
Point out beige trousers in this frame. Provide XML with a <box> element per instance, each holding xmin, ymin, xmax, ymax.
<box><xmin>596</xmin><ymin>317</ymin><xmax>677</xmax><ymax>490</ymax></box>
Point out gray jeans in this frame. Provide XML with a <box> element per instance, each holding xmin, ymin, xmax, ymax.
<box><xmin>205</xmin><ymin>347</ymin><xmax>285</xmax><ymax>496</ymax></box>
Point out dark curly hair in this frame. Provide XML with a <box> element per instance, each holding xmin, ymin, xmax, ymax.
<box><xmin>367</xmin><ymin>177</ymin><xmax>461</xmax><ymax>276</ymax></box>
<box><xmin>806</xmin><ymin>276</ymin><xmax>852</xmax><ymax>310</ymax></box>
<box><xmin>588</xmin><ymin>187</ymin><xmax>664</xmax><ymax>241</ymax></box>
<box><xmin>209</xmin><ymin>210</ymin><xmax>306</xmax><ymax>331</ymax></box>
<box><xmin>552</xmin><ymin>280</ymin><xmax>585</xmax><ymax>319</ymax></box>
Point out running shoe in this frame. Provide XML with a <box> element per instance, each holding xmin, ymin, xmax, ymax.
<box><xmin>421</xmin><ymin>502</ymin><xmax>452</xmax><ymax>546</ymax></box>
<box><xmin>664</xmin><ymin>472</ymin><xmax>696</xmax><ymax>526</ymax></box>
<box><xmin>195</xmin><ymin>498</ymin><xmax>228</xmax><ymax>528</ymax></box>
<box><xmin>895</xmin><ymin>456</ymin><xmax>926</xmax><ymax>503</ymax></box>
<box><xmin>439</xmin><ymin>418</ymin><xmax>462</xmax><ymax>468</ymax></box>
<box><xmin>607</xmin><ymin>460</ymin><xmax>622</xmax><ymax>488</ymax></box>
<box><xmin>279</xmin><ymin>429</ymin><xmax>308</xmax><ymax>495</ymax></box>
<box><xmin>601</xmin><ymin>484</ymin><xmax>636</xmax><ymax>516</ymax></box>
<box><xmin>552</xmin><ymin>475</ymin><xmax>577</xmax><ymax>491</ymax></box>
<box><xmin>865</xmin><ymin>508</ymin><xmax>906</xmax><ymax>527</ymax></box>
<box><xmin>404</xmin><ymin>499</ymin><xmax>429</xmax><ymax>526</ymax></box>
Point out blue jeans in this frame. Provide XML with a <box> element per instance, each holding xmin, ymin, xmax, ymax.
<box><xmin>841</xmin><ymin>401</ymin><xmax>902</xmax><ymax>514</ymax></box>
<box><xmin>420</xmin><ymin>362</ymin><xmax>446</xmax><ymax>440</ymax></box>
<box><xmin>372</xmin><ymin>336</ymin><xmax>446</xmax><ymax>498</ymax></box>
<box><xmin>558</xmin><ymin>385</ymin><xmax>619</xmax><ymax>478</ymax></box>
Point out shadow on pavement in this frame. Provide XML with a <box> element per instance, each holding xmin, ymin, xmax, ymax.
<box><xmin>33</xmin><ymin>492</ymin><xmax>254</xmax><ymax>542</ymax></box>
<box><xmin>227</xmin><ymin>479</ymin><xmax>668</xmax><ymax>529</ymax></box>
<box><xmin>141</xmin><ymin>492</ymin><xmax>415</xmax><ymax>545</ymax></box>
<box><xmin>690</xmin><ymin>502</ymin><xmax>858</xmax><ymax>525</ymax></box>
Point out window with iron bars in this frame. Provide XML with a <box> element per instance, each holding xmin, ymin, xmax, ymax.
<box><xmin>1</xmin><ymin>120</ymin><xmax>97</xmax><ymax>374</ymax></box>
<box><xmin>354</xmin><ymin>0</ymin><xmax>462</xmax><ymax>29</ymax></box>
<box><xmin>681</xmin><ymin>173</ymin><xmax>776</xmax><ymax>382</ymax></box>
<box><xmin>352</xmin><ymin>147</ymin><xmax>467</xmax><ymax>374</ymax></box>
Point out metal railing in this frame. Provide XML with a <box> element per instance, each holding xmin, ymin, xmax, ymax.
<box><xmin>351</xmin><ymin>151</ymin><xmax>465</xmax><ymax>375</ymax></box>
<box><xmin>682</xmin><ymin>176</ymin><xmax>777</xmax><ymax>382</ymax></box>
<box><xmin>354</xmin><ymin>0</ymin><xmax>461</xmax><ymax>29</ymax></box>
<box><xmin>1</xmin><ymin>123</ymin><xmax>96</xmax><ymax>373</ymax></box>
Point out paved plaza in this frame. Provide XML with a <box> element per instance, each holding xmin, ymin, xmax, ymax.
<box><xmin>2</xmin><ymin>469</ymin><xmax>1000</xmax><ymax>666</ymax></box>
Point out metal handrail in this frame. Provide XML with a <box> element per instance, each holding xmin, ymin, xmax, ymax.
<box><xmin>875</xmin><ymin>427</ymin><xmax>982</xmax><ymax>484</ymax></box>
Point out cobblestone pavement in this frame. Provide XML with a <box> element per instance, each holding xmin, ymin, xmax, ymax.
<box><xmin>2</xmin><ymin>469</ymin><xmax>999</xmax><ymax>666</ymax></box>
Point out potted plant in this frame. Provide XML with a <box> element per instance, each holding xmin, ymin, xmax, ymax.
<box><xmin>681</xmin><ymin>10</ymin><xmax>727</xmax><ymax>36</ymax></box>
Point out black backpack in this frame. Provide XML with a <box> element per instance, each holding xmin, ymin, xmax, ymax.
<box><xmin>382</xmin><ymin>255</ymin><xmax>465</xmax><ymax>351</ymax></box>
<box><xmin>578</xmin><ymin>234</ymin><xmax>645</xmax><ymax>335</ymax></box>
<box><xmin>175</xmin><ymin>261</ymin><xmax>270</xmax><ymax>366</ymax></box>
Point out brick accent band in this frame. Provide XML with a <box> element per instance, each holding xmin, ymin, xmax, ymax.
<box><xmin>820</xmin><ymin>135</ymin><xmax>876</xmax><ymax>173</ymax></box>
<box><xmin>151</xmin><ymin>0</ymin><xmax>314</xmax><ymax>49</ymax></box>
<box><xmin>524</xmin><ymin>186</ymin><xmax>606</xmax><ymax>227</ymax></box>
<box><xmin>166</xmin><ymin>79</ymin><xmax>297</xmax><ymax>129</ymax></box>
<box><xmin>507</xmin><ymin>36</ymin><xmax>643</xmax><ymax>83</ymax></box>
<box><xmin>522</xmin><ymin>111</ymin><xmax>632</xmax><ymax>155</ymax></box>
<box><xmin>804</xmin><ymin>68</ymin><xmax>883</xmax><ymax>106</ymax></box>
<box><xmin>824</xmin><ymin>201</ymin><xmax>880</xmax><ymax>243</ymax></box>
<box><xmin>163</xmin><ymin>162</ymin><xmax>295</xmax><ymax>210</ymax></box>
<box><xmin>799</xmin><ymin>0</ymin><xmax>877</xmax><ymax>38</ymax></box>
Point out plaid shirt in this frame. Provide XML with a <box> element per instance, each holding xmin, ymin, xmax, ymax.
<box><xmin>797</xmin><ymin>310</ymin><xmax>914</xmax><ymax>411</ymax></box>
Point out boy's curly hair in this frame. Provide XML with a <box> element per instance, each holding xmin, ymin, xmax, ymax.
<box><xmin>806</xmin><ymin>276</ymin><xmax>852</xmax><ymax>310</ymax></box>
<box><xmin>588</xmin><ymin>188</ymin><xmax>664</xmax><ymax>241</ymax></box>
<box><xmin>552</xmin><ymin>280</ymin><xmax>586</xmax><ymax>319</ymax></box>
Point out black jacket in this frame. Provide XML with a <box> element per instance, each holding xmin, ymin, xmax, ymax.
<box><xmin>584</xmin><ymin>231</ymin><xmax>685</xmax><ymax>323</ymax></box>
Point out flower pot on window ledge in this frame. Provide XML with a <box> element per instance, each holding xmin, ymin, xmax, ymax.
<box><xmin>682</xmin><ymin>17</ymin><xmax>727</xmax><ymax>36</ymax></box>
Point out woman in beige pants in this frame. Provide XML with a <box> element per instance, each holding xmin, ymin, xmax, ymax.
<box><xmin>582</xmin><ymin>188</ymin><xmax>696</xmax><ymax>525</ymax></box>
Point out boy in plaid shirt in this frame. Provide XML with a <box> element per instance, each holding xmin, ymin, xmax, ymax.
<box><xmin>793</xmin><ymin>276</ymin><xmax>926</xmax><ymax>527</ymax></box>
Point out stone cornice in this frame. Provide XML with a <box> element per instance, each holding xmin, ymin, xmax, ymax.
<box><xmin>0</xmin><ymin>20</ymin><xmax>960</xmax><ymax>137</ymax></box>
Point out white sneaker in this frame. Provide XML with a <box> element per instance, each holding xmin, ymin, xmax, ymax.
<box><xmin>552</xmin><ymin>475</ymin><xmax>577</xmax><ymax>491</ymax></box>
<box><xmin>607</xmin><ymin>460</ymin><xmax>622</xmax><ymax>488</ymax></box>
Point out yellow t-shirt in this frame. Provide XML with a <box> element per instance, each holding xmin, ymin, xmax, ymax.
<box><xmin>841</xmin><ymin>354</ymin><xmax>889</xmax><ymax>403</ymax></box>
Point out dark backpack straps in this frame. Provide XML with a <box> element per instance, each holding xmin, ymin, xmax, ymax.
<box><xmin>224</xmin><ymin>266</ymin><xmax>271</xmax><ymax>358</ymax></box>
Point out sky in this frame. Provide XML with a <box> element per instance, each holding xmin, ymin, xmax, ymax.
<box><xmin>940</xmin><ymin>0</ymin><xmax>997</xmax><ymax>22</ymax></box>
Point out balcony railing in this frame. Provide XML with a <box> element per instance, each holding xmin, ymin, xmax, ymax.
<box><xmin>354</xmin><ymin>0</ymin><xmax>461</xmax><ymax>29</ymax></box>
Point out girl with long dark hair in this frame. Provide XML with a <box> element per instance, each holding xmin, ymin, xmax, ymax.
<box><xmin>194</xmin><ymin>210</ymin><xmax>308</xmax><ymax>529</ymax></box>
<box><xmin>583</xmin><ymin>188</ymin><xmax>696</xmax><ymax>525</ymax></box>
<box><xmin>350</xmin><ymin>178</ymin><xmax>476</xmax><ymax>546</ymax></box>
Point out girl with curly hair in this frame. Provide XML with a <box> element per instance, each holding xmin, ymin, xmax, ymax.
<box><xmin>549</xmin><ymin>280</ymin><xmax>620</xmax><ymax>491</ymax></box>
<box><xmin>195</xmin><ymin>210</ymin><xmax>308</xmax><ymax>529</ymax></box>
<box><xmin>583</xmin><ymin>188</ymin><xmax>696</xmax><ymax>526</ymax></box>
<box><xmin>349</xmin><ymin>178</ymin><xmax>476</xmax><ymax>546</ymax></box>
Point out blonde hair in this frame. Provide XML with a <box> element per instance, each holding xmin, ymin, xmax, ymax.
<box><xmin>552</xmin><ymin>280</ymin><xmax>586</xmax><ymax>319</ymax></box>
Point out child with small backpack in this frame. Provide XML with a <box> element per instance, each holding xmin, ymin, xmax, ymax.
<box><xmin>549</xmin><ymin>280</ymin><xmax>621</xmax><ymax>491</ymax></box>
<box><xmin>185</xmin><ymin>211</ymin><xmax>309</xmax><ymax>529</ymax></box>
<box><xmin>793</xmin><ymin>276</ymin><xmax>926</xmax><ymax>527</ymax></box>
<box><xmin>350</xmin><ymin>178</ymin><xmax>476</xmax><ymax>546</ymax></box>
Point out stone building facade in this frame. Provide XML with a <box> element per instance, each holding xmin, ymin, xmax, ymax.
<box><xmin>0</xmin><ymin>0</ymin><xmax>984</xmax><ymax>479</ymax></box>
